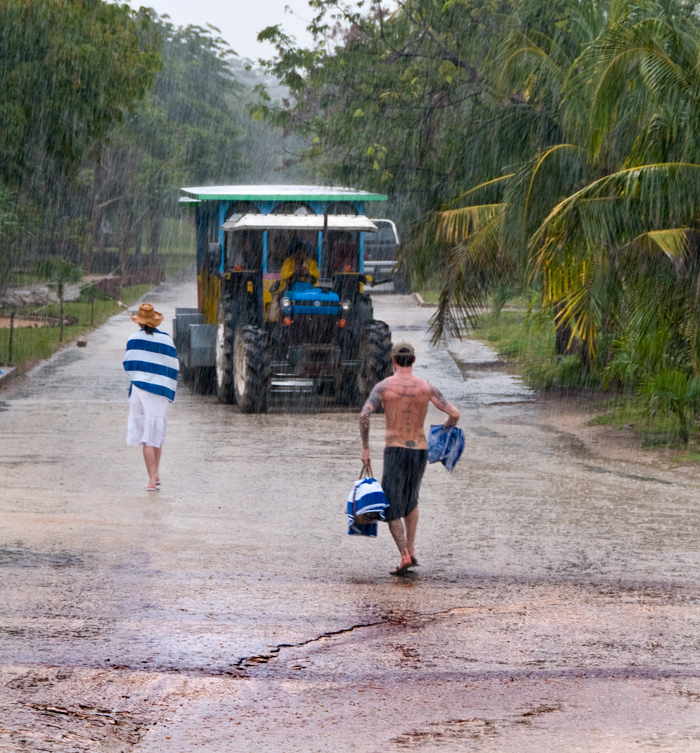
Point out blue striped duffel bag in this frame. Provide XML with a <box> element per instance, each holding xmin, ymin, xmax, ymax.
<box><xmin>346</xmin><ymin>463</ymin><xmax>389</xmax><ymax>537</ymax></box>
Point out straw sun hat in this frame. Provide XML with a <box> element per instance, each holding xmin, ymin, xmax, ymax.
<box><xmin>131</xmin><ymin>302</ymin><xmax>163</xmax><ymax>328</ymax></box>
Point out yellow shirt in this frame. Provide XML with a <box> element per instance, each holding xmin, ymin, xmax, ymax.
<box><xmin>280</xmin><ymin>256</ymin><xmax>320</xmax><ymax>286</ymax></box>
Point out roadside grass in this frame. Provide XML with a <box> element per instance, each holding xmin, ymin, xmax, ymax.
<box><xmin>0</xmin><ymin>219</ymin><xmax>195</xmax><ymax>370</ymax></box>
<box><xmin>0</xmin><ymin>284</ymin><xmax>151</xmax><ymax>366</ymax></box>
<box><xmin>6</xmin><ymin>271</ymin><xmax>38</xmax><ymax>286</ymax></box>
<box><xmin>417</xmin><ymin>290</ymin><xmax>531</xmax><ymax>308</ymax></box>
<box><xmin>158</xmin><ymin>218</ymin><xmax>195</xmax><ymax>277</ymax></box>
<box><xmin>469</xmin><ymin>310</ymin><xmax>601</xmax><ymax>391</ymax></box>
<box><xmin>6</xmin><ymin>218</ymin><xmax>195</xmax><ymax>287</ymax></box>
<box><xmin>161</xmin><ymin>248</ymin><xmax>196</xmax><ymax>278</ymax></box>
<box><xmin>462</xmin><ymin>308</ymin><xmax>700</xmax><ymax>454</ymax></box>
<box><xmin>588</xmin><ymin>396</ymin><xmax>700</xmax><ymax>455</ymax></box>
<box><xmin>418</xmin><ymin>288</ymin><xmax>441</xmax><ymax>304</ymax></box>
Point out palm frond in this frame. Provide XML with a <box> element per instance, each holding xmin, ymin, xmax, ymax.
<box><xmin>533</xmin><ymin>162</ymin><xmax>700</xmax><ymax>256</ymax></box>
<box><xmin>443</xmin><ymin>175</ymin><xmax>514</xmax><ymax>208</ymax></box>
<box><xmin>431</xmin><ymin>210</ymin><xmax>507</xmax><ymax>342</ymax></box>
<box><xmin>625</xmin><ymin>227</ymin><xmax>691</xmax><ymax>260</ymax></box>
<box><xmin>499</xmin><ymin>46</ymin><xmax>565</xmax><ymax>93</ymax></box>
<box><xmin>436</xmin><ymin>203</ymin><xmax>504</xmax><ymax>246</ymax></box>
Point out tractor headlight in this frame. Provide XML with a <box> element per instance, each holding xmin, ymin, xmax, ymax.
<box><xmin>341</xmin><ymin>299</ymin><xmax>352</xmax><ymax>312</ymax></box>
<box><xmin>281</xmin><ymin>296</ymin><xmax>292</xmax><ymax>310</ymax></box>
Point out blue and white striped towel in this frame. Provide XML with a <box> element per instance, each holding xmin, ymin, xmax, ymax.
<box><xmin>346</xmin><ymin>476</ymin><xmax>389</xmax><ymax>537</ymax></box>
<box><xmin>124</xmin><ymin>328</ymin><xmax>179</xmax><ymax>402</ymax></box>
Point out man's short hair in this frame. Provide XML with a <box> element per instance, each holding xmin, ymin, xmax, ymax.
<box><xmin>393</xmin><ymin>353</ymin><xmax>415</xmax><ymax>367</ymax></box>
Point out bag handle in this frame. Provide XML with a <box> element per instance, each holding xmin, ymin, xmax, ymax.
<box><xmin>352</xmin><ymin>462</ymin><xmax>373</xmax><ymax>521</ymax></box>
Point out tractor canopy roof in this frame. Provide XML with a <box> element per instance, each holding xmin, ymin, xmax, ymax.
<box><xmin>222</xmin><ymin>214</ymin><xmax>379</xmax><ymax>233</ymax></box>
<box><xmin>181</xmin><ymin>185</ymin><xmax>388</xmax><ymax>202</ymax></box>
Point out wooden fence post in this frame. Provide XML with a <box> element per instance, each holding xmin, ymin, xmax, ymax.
<box><xmin>8</xmin><ymin>311</ymin><xmax>15</xmax><ymax>366</ymax></box>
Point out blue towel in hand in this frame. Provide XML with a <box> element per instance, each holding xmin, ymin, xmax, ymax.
<box><xmin>428</xmin><ymin>425</ymin><xmax>465</xmax><ymax>472</ymax></box>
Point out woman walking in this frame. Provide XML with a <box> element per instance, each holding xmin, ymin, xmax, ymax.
<box><xmin>123</xmin><ymin>303</ymin><xmax>179</xmax><ymax>491</ymax></box>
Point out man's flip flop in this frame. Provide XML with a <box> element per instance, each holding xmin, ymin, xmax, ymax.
<box><xmin>390</xmin><ymin>562</ymin><xmax>413</xmax><ymax>576</ymax></box>
<box><xmin>411</xmin><ymin>557</ymin><xmax>419</xmax><ymax>566</ymax></box>
<box><xmin>155</xmin><ymin>481</ymin><xmax>161</xmax><ymax>488</ymax></box>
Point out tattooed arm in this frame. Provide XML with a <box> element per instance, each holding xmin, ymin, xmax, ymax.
<box><xmin>359</xmin><ymin>382</ymin><xmax>385</xmax><ymax>463</ymax></box>
<box><xmin>429</xmin><ymin>384</ymin><xmax>460</xmax><ymax>429</ymax></box>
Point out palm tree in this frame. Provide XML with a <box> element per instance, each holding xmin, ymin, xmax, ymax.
<box><xmin>424</xmin><ymin>0</ymin><xmax>700</xmax><ymax>393</ymax></box>
<box><xmin>421</xmin><ymin>0</ymin><xmax>601</xmax><ymax>342</ymax></box>
<box><xmin>533</xmin><ymin>4</ymin><xmax>700</xmax><ymax>373</ymax></box>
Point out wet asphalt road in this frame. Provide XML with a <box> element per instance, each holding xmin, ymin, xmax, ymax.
<box><xmin>1</xmin><ymin>278</ymin><xmax>700</xmax><ymax>752</ymax></box>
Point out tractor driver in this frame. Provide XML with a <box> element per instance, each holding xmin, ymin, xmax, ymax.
<box><xmin>281</xmin><ymin>239</ymin><xmax>319</xmax><ymax>291</ymax></box>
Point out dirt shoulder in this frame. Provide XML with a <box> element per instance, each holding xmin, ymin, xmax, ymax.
<box><xmin>532</xmin><ymin>389</ymin><xmax>700</xmax><ymax>483</ymax></box>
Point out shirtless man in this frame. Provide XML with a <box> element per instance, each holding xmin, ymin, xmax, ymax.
<box><xmin>360</xmin><ymin>341</ymin><xmax>460</xmax><ymax>574</ymax></box>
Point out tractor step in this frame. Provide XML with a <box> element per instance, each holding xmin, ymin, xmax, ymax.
<box><xmin>270</xmin><ymin>378</ymin><xmax>315</xmax><ymax>393</ymax></box>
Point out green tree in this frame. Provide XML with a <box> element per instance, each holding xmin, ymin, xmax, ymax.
<box><xmin>258</xmin><ymin>0</ymin><xmax>521</xmax><ymax>221</ymax></box>
<box><xmin>0</xmin><ymin>187</ymin><xmax>21</xmax><ymax>296</ymax></box>
<box><xmin>419</xmin><ymin>0</ymin><xmax>700</xmax><ymax>395</ymax></box>
<box><xmin>85</xmin><ymin>18</ymin><xmax>271</xmax><ymax>273</ymax></box>
<box><xmin>0</xmin><ymin>0</ymin><xmax>162</xmax><ymax>285</ymax></box>
<box><xmin>0</xmin><ymin>0</ymin><xmax>161</xmax><ymax>192</ymax></box>
<box><xmin>35</xmin><ymin>256</ymin><xmax>83</xmax><ymax>342</ymax></box>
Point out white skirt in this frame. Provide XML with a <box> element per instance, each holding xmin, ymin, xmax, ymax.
<box><xmin>127</xmin><ymin>384</ymin><xmax>169</xmax><ymax>447</ymax></box>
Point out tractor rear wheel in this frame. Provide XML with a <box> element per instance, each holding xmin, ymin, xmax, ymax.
<box><xmin>233</xmin><ymin>325</ymin><xmax>270</xmax><ymax>413</ymax></box>
<box><xmin>356</xmin><ymin>319</ymin><xmax>392</xmax><ymax>402</ymax></box>
<box><xmin>216</xmin><ymin>304</ymin><xmax>235</xmax><ymax>404</ymax></box>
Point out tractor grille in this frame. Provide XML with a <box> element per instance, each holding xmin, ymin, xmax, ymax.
<box><xmin>287</xmin><ymin>345</ymin><xmax>340</xmax><ymax>377</ymax></box>
<box><xmin>292</xmin><ymin>302</ymin><xmax>339</xmax><ymax>315</ymax></box>
<box><xmin>287</xmin><ymin>315</ymin><xmax>339</xmax><ymax>344</ymax></box>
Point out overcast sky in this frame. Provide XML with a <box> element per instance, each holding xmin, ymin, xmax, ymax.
<box><xmin>126</xmin><ymin>0</ymin><xmax>317</xmax><ymax>61</ymax></box>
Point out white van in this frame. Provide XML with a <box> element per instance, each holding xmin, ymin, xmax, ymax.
<box><xmin>363</xmin><ymin>219</ymin><xmax>408</xmax><ymax>292</ymax></box>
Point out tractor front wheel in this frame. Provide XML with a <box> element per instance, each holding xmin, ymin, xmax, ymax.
<box><xmin>233</xmin><ymin>325</ymin><xmax>270</xmax><ymax>413</ymax></box>
<box><xmin>356</xmin><ymin>319</ymin><xmax>392</xmax><ymax>403</ymax></box>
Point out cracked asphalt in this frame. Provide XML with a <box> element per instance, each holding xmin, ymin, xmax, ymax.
<box><xmin>1</xmin><ymin>278</ymin><xmax>699</xmax><ymax>751</ymax></box>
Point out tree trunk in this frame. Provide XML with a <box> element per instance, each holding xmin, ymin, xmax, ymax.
<box><xmin>86</xmin><ymin>154</ymin><xmax>103</xmax><ymax>274</ymax></box>
<box><xmin>149</xmin><ymin>216</ymin><xmax>162</xmax><ymax>257</ymax></box>
<box><xmin>118</xmin><ymin>208</ymin><xmax>134</xmax><ymax>282</ymax></box>
<box><xmin>134</xmin><ymin>221</ymin><xmax>142</xmax><ymax>258</ymax></box>
<box><xmin>554</xmin><ymin>303</ymin><xmax>574</xmax><ymax>356</ymax></box>
<box><xmin>678</xmin><ymin>411</ymin><xmax>690</xmax><ymax>445</ymax></box>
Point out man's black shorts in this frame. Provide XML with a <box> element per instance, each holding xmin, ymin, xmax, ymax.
<box><xmin>381</xmin><ymin>447</ymin><xmax>428</xmax><ymax>522</ymax></box>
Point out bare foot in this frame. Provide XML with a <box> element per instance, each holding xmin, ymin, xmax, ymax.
<box><xmin>391</xmin><ymin>556</ymin><xmax>413</xmax><ymax>575</ymax></box>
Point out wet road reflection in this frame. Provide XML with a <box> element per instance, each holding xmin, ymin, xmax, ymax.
<box><xmin>0</xmin><ymin>281</ymin><xmax>699</xmax><ymax>751</ymax></box>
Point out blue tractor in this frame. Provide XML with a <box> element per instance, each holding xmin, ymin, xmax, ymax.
<box><xmin>174</xmin><ymin>185</ymin><xmax>394</xmax><ymax>412</ymax></box>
